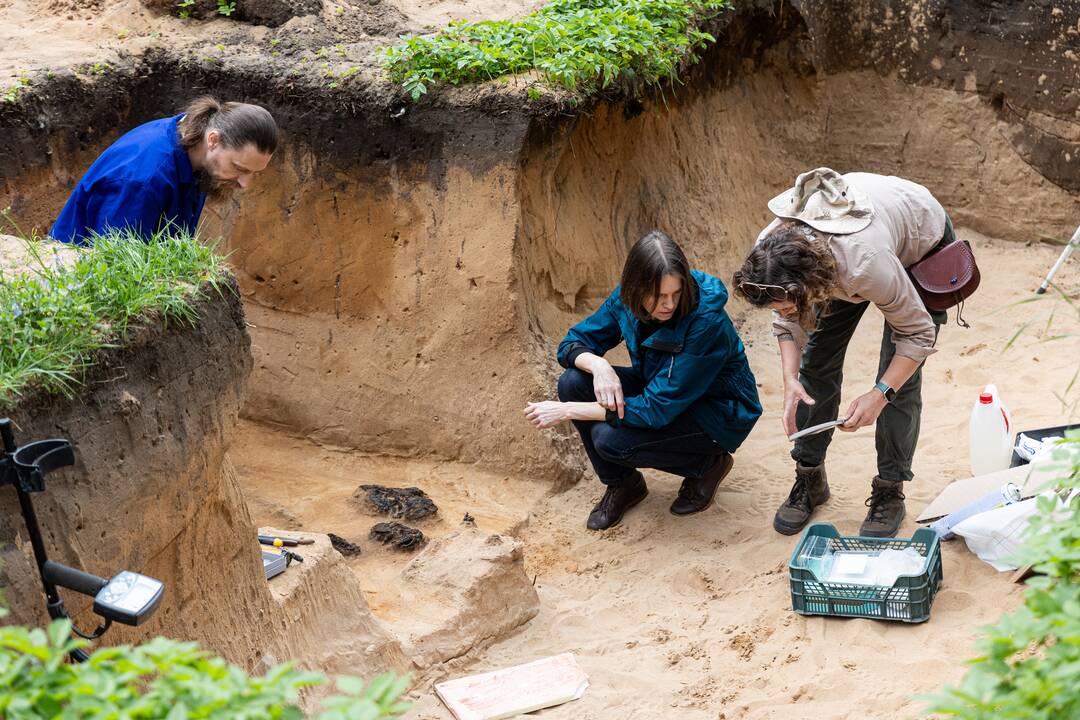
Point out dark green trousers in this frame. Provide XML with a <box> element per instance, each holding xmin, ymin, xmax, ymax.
<box><xmin>791</xmin><ymin>301</ymin><xmax>945</xmax><ymax>482</ymax></box>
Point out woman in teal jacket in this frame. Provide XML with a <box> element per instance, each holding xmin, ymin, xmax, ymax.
<box><xmin>526</xmin><ymin>231</ymin><xmax>762</xmax><ymax>531</ymax></box>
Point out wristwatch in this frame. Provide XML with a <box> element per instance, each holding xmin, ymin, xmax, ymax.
<box><xmin>874</xmin><ymin>381</ymin><xmax>896</xmax><ymax>403</ymax></box>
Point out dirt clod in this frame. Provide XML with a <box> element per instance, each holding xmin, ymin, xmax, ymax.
<box><xmin>328</xmin><ymin>532</ymin><xmax>362</xmax><ymax>557</ymax></box>
<box><xmin>370</xmin><ymin>522</ymin><xmax>425</xmax><ymax>551</ymax></box>
<box><xmin>355</xmin><ymin>485</ymin><xmax>438</xmax><ymax>520</ymax></box>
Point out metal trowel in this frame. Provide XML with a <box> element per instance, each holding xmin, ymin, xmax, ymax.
<box><xmin>788</xmin><ymin>417</ymin><xmax>850</xmax><ymax>442</ymax></box>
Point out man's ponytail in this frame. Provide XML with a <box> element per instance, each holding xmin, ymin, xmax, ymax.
<box><xmin>178</xmin><ymin>96</ymin><xmax>277</xmax><ymax>154</ymax></box>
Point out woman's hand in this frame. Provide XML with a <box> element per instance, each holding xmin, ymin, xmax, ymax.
<box><xmin>782</xmin><ymin>380</ymin><xmax>815</xmax><ymax>437</ymax></box>
<box><xmin>839</xmin><ymin>390</ymin><xmax>888</xmax><ymax>432</ymax></box>
<box><xmin>525</xmin><ymin>401</ymin><xmax>571</xmax><ymax>429</ymax></box>
<box><xmin>589</xmin><ymin>359</ymin><xmax>625</xmax><ymax>418</ymax></box>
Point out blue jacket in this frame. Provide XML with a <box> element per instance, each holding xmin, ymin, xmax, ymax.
<box><xmin>51</xmin><ymin>115</ymin><xmax>206</xmax><ymax>245</ymax></box>
<box><xmin>557</xmin><ymin>270</ymin><xmax>762</xmax><ymax>452</ymax></box>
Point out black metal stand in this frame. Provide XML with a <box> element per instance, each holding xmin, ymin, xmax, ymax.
<box><xmin>1</xmin><ymin>419</ymin><xmax>97</xmax><ymax>662</ymax></box>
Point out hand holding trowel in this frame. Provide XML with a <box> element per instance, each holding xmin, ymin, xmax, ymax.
<box><xmin>788</xmin><ymin>416</ymin><xmax>851</xmax><ymax>441</ymax></box>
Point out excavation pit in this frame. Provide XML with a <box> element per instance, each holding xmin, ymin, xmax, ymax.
<box><xmin>1</xmin><ymin>0</ymin><xmax>1078</xmax><ymax>717</ymax></box>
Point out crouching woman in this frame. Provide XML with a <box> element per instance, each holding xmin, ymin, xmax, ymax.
<box><xmin>525</xmin><ymin>231</ymin><xmax>762</xmax><ymax>531</ymax></box>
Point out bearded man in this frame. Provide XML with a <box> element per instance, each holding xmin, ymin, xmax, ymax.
<box><xmin>50</xmin><ymin>96</ymin><xmax>277</xmax><ymax>245</ymax></box>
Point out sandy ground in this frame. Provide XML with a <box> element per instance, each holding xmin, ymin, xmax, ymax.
<box><xmin>239</xmin><ymin>235</ymin><xmax>1080</xmax><ymax>719</ymax></box>
<box><xmin>0</xmin><ymin>0</ymin><xmax>546</xmax><ymax>84</ymax></box>
<box><xmin>230</xmin><ymin>421</ymin><xmax>548</xmax><ymax>619</ymax></box>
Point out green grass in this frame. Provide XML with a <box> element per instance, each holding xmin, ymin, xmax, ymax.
<box><xmin>382</xmin><ymin>0</ymin><xmax>729</xmax><ymax>100</ymax></box>
<box><xmin>0</xmin><ymin>227</ymin><xmax>226</xmax><ymax>408</ymax></box>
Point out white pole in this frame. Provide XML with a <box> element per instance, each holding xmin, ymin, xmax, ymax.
<box><xmin>1036</xmin><ymin>225</ymin><xmax>1080</xmax><ymax>294</ymax></box>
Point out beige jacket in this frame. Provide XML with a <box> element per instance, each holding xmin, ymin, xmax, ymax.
<box><xmin>761</xmin><ymin>172</ymin><xmax>946</xmax><ymax>362</ymax></box>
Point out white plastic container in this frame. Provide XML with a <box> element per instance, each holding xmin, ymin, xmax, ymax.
<box><xmin>969</xmin><ymin>384</ymin><xmax>1012</xmax><ymax>476</ymax></box>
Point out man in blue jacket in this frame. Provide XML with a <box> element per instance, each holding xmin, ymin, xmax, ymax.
<box><xmin>525</xmin><ymin>231</ymin><xmax>762</xmax><ymax>530</ymax></box>
<box><xmin>51</xmin><ymin>96</ymin><xmax>277</xmax><ymax>246</ymax></box>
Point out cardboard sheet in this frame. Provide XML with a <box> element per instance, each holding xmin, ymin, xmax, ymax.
<box><xmin>916</xmin><ymin>462</ymin><xmax>1061</xmax><ymax>523</ymax></box>
<box><xmin>435</xmin><ymin>653</ymin><xmax>588</xmax><ymax>720</ymax></box>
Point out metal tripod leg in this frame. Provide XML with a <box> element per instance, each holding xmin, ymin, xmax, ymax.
<box><xmin>1036</xmin><ymin>225</ymin><xmax>1079</xmax><ymax>294</ymax></box>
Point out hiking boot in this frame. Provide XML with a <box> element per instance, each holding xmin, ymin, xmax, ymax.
<box><xmin>587</xmin><ymin>472</ymin><xmax>648</xmax><ymax>531</ymax></box>
<box><xmin>670</xmin><ymin>453</ymin><xmax>733</xmax><ymax>515</ymax></box>
<box><xmin>860</xmin><ymin>476</ymin><xmax>906</xmax><ymax>538</ymax></box>
<box><xmin>773</xmin><ymin>463</ymin><xmax>830</xmax><ymax>536</ymax></box>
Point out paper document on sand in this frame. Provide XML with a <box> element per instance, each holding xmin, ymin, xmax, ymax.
<box><xmin>434</xmin><ymin>652</ymin><xmax>589</xmax><ymax>720</ymax></box>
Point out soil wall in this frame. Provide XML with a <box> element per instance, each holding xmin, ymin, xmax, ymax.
<box><xmin>0</xmin><ymin>282</ymin><xmax>403</xmax><ymax>676</ymax></box>
<box><xmin>0</xmin><ymin>283</ymin><xmax>267</xmax><ymax>659</ymax></box>
<box><xmin>0</xmin><ymin>0</ymin><xmax>1077</xmax><ymax>492</ymax></box>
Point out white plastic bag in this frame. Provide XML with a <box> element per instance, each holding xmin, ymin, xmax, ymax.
<box><xmin>951</xmin><ymin>490</ymin><xmax>1073</xmax><ymax>571</ymax></box>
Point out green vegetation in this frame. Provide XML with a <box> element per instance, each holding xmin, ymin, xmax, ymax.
<box><xmin>926</xmin><ymin>432</ymin><xmax>1079</xmax><ymax>718</ymax></box>
<box><xmin>382</xmin><ymin>0</ymin><xmax>729</xmax><ymax>100</ymax></box>
<box><xmin>0</xmin><ymin>224</ymin><xmax>226</xmax><ymax>408</ymax></box>
<box><xmin>2</xmin><ymin>73</ymin><xmax>31</xmax><ymax>104</ymax></box>
<box><xmin>176</xmin><ymin>0</ymin><xmax>237</xmax><ymax>20</ymax></box>
<box><xmin>0</xmin><ymin>617</ymin><xmax>410</xmax><ymax>718</ymax></box>
<box><xmin>926</xmin><ymin>285</ymin><xmax>1079</xmax><ymax>717</ymax></box>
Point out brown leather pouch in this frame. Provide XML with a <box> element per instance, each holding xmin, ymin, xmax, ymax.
<box><xmin>908</xmin><ymin>239</ymin><xmax>980</xmax><ymax>321</ymax></box>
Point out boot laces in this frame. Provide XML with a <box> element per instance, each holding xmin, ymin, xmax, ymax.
<box><xmin>786</xmin><ymin>475</ymin><xmax>811</xmax><ymax>511</ymax></box>
<box><xmin>597</xmin><ymin>487</ymin><xmax>620</xmax><ymax>515</ymax></box>
<box><xmin>865</xmin><ymin>486</ymin><xmax>905</xmax><ymax>522</ymax></box>
<box><xmin>598</xmin><ymin>477</ymin><xmax>639</xmax><ymax>514</ymax></box>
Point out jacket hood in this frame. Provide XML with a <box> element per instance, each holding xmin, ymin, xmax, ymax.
<box><xmin>691</xmin><ymin>270</ymin><xmax>729</xmax><ymax>316</ymax></box>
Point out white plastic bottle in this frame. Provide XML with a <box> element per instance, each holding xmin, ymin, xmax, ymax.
<box><xmin>969</xmin><ymin>384</ymin><xmax>1012</xmax><ymax>476</ymax></box>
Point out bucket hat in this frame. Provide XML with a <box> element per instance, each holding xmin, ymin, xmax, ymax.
<box><xmin>767</xmin><ymin>167</ymin><xmax>874</xmax><ymax>234</ymax></box>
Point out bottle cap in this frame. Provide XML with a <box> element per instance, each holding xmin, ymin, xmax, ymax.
<box><xmin>979</xmin><ymin>393</ymin><xmax>993</xmax><ymax>404</ymax></box>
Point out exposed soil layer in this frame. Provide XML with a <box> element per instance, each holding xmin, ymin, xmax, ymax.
<box><xmin>2</xmin><ymin>1</ymin><xmax>1077</xmax><ymax>486</ymax></box>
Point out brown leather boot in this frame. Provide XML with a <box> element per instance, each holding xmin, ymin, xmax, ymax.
<box><xmin>586</xmin><ymin>472</ymin><xmax>648</xmax><ymax>531</ymax></box>
<box><xmin>773</xmin><ymin>462</ymin><xmax>830</xmax><ymax>535</ymax></box>
<box><xmin>670</xmin><ymin>453</ymin><xmax>733</xmax><ymax>515</ymax></box>
<box><xmin>860</xmin><ymin>476</ymin><xmax>906</xmax><ymax>538</ymax></box>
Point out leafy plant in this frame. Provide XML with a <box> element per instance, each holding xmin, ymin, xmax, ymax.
<box><xmin>0</xmin><ymin>222</ymin><xmax>227</xmax><ymax>407</ymax></box>
<box><xmin>925</xmin><ymin>432</ymin><xmax>1079</xmax><ymax>718</ymax></box>
<box><xmin>326</xmin><ymin>65</ymin><xmax>361</xmax><ymax>89</ymax></box>
<box><xmin>3</xmin><ymin>73</ymin><xmax>31</xmax><ymax>104</ymax></box>
<box><xmin>0</xmin><ymin>618</ymin><xmax>410</xmax><ymax>719</ymax></box>
<box><xmin>217</xmin><ymin>0</ymin><xmax>237</xmax><ymax>17</ymax></box>
<box><xmin>177</xmin><ymin>0</ymin><xmax>196</xmax><ymax>19</ymax></box>
<box><xmin>381</xmin><ymin>0</ymin><xmax>729</xmax><ymax>100</ymax></box>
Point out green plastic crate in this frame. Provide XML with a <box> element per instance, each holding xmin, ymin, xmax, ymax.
<box><xmin>788</xmin><ymin>523</ymin><xmax>943</xmax><ymax>623</ymax></box>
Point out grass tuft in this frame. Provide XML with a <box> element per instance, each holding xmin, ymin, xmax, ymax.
<box><xmin>382</xmin><ymin>0</ymin><xmax>729</xmax><ymax>100</ymax></box>
<box><xmin>0</xmin><ymin>226</ymin><xmax>227</xmax><ymax>407</ymax></box>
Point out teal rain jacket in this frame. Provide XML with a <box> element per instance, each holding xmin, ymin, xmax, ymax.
<box><xmin>557</xmin><ymin>270</ymin><xmax>762</xmax><ymax>452</ymax></box>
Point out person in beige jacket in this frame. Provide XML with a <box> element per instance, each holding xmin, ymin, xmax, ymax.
<box><xmin>733</xmin><ymin>168</ymin><xmax>954</xmax><ymax>537</ymax></box>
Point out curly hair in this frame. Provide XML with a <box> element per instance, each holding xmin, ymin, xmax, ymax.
<box><xmin>732</xmin><ymin>220</ymin><xmax>838</xmax><ymax>331</ymax></box>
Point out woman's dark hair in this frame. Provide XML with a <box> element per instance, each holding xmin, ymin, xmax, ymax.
<box><xmin>620</xmin><ymin>230</ymin><xmax>698</xmax><ymax>324</ymax></box>
<box><xmin>731</xmin><ymin>220</ymin><xmax>838</xmax><ymax>330</ymax></box>
<box><xmin>178</xmin><ymin>96</ymin><xmax>278</xmax><ymax>154</ymax></box>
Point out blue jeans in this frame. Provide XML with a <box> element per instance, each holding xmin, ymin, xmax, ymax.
<box><xmin>557</xmin><ymin>367</ymin><xmax>727</xmax><ymax>487</ymax></box>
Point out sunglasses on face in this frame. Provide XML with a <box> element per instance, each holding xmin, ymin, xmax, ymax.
<box><xmin>738</xmin><ymin>281</ymin><xmax>790</xmax><ymax>303</ymax></box>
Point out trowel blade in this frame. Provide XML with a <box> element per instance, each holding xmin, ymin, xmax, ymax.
<box><xmin>788</xmin><ymin>418</ymin><xmax>849</xmax><ymax>442</ymax></box>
